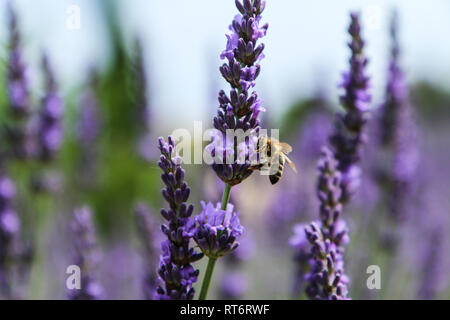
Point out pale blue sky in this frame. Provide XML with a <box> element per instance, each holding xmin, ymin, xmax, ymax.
<box><xmin>1</xmin><ymin>0</ymin><xmax>449</xmax><ymax>130</ymax></box>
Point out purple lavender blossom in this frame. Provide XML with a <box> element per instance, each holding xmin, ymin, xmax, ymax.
<box><xmin>218</xmin><ymin>225</ymin><xmax>254</xmax><ymax>300</ymax></box>
<box><xmin>37</xmin><ymin>54</ymin><xmax>64</xmax><ymax>162</ymax></box>
<box><xmin>134</xmin><ymin>202</ymin><xmax>160</xmax><ymax>300</ymax></box>
<box><xmin>330</xmin><ymin>12</ymin><xmax>371</xmax><ymax>203</ymax></box>
<box><xmin>156</xmin><ymin>136</ymin><xmax>203</xmax><ymax>300</ymax></box>
<box><xmin>6</xmin><ymin>5</ymin><xmax>29</xmax><ymax>116</ymax></box>
<box><xmin>379</xmin><ymin>11</ymin><xmax>407</xmax><ymax>147</ymax></box>
<box><xmin>266</xmin><ymin>110</ymin><xmax>332</xmax><ymax>245</ymax></box>
<box><xmin>208</xmin><ymin>0</ymin><xmax>268</xmax><ymax>186</ymax></box>
<box><xmin>5</xmin><ymin>5</ymin><xmax>30</xmax><ymax>159</ymax></box>
<box><xmin>292</xmin><ymin>12</ymin><xmax>371</xmax><ymax>301</ymax></box>
<box><xmin>194</xmin><ymin>201</ymin><xmax>244</xmax><ymax>259</ymax></box>
<box><xmin>418</xmin><ymin>225</ymin><xmax>444</xmax><ymax>299</ymax></box>
<box><xmin>133</xmin><ymin>38</ymin><xmax>157</xmax><ymax>161</ymax></box>
<box><xmin>219</xmin><ymin>272</ymin><xmax>248</xmax><ymax>300</ymax></box>
<box><xmin>378</xmin><ymin>12</ymin><xmax>420</xmax><ymax>223</ymax></box>
<box><xmin>304</xmin><ymin>147</ymin><xmax>350</xmax><ymax>300</ymax></box>
<box><xmin>133</xmin><ymin>38</ymin><xmax>151</xmax><ymax>135</ymax></box>
<box><xmin>0</xmin><ymin>173</ymin><xmax>21</xmax><ymax>298</ymax></box>
<box><xmin>76</xmin><ymin>69</ymin><xmax>102</xmax><ymax>186</ymax></box>
<box><xmin>77</xmin><ymin>70</ymin><xmax>101</xmax><ymax>147</ymax></box>
<box><xmin>68</xmin><ymin>206</ymin><xmax>104</xmax><ymax>300</ymax></box>
<box><xmin>297</xmin><ymin>111</ymin><xmax>333</xmax><ymax>163</ymax></box>
<box><xmin>289</xmin><ymin>223</ymin><xmax>313</xmax><ymax>297</ymax></box>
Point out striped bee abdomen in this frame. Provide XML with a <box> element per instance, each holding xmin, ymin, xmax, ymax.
<box><xmin>269</xmin><ymin>155</ymin><xmax>285</xmax><ymax>185</ymax></box>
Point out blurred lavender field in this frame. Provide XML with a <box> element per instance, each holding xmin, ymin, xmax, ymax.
<box><xmin>0</xmin><ymin>0</ymin><xmax>449</xmax><ymax>300</ymax></box>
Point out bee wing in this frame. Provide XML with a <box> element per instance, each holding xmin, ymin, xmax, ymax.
<box><xmin>279</xmin><ymin>142</ymin><xmax>293</xmax><ymax>154</ymax></box>
<box><xmin>285</xmin><ymin>155</ymin><xmax>297</xmax><ymax>173</ymax></box>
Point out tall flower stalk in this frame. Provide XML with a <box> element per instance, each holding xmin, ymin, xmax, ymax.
<box><xmin>194</xmin><ymin>201</ymin><xmax>244</xmax><ymax>300</ymax></box>
<box><xmin>373</xmin><ymin>12</ymin><xmax>421</xmax><ymax>297</ymax></box>
<box><xmin>378</xmin><ymin>11</ymin><xmax>419</xmax><ymax>225</ymax></box>
<box><xmin>68</xmin><ymin>207</ymin><xmax>104</xmax><ymax>300</ymax></box>
<box><xmin>5</xmin><ymin>4</ymin><xmax>30</xmax><ymax>160</ymax></box>
<box><xmin>0</xmin><ymin>6</ymin><xmax>31</xmax><ymax>298</ymax></box>
<box><xmin>76</xmin><ymin>69</ymin><xmax>102</xmax><ymax>187</ymax></box>
<box><xmin>36</xmin><ymin>54</ymin><xmax>64</xmax><ymax>162</ymax></box>
<box><xmin>201</xmin><ymin>0</ymin><xmax>268</xmax><ymax>300</ymax></box>
<box><xmin>304</xmin><ymin>147</ymin><xmax>350</xmax><ymax>299</ymax></box>
<box><xmin>134</xmin><ymin>203</ymin><xmax>160</xmax><ymax>300</ymax></box>
<box><xmin>218</xmin><ymin>232</ymin><xmax>254</xmax><ymax>299</ymax></box>
<box><xmin>295</xmin><ymin>12</ymin><xmax>371</xmax><ymax>300</ymax></box>
<box><xmin>330</xmin><ymin>12</ymin><xmax>371</xmax><ymax>204</ymax></box>
<box><xmin>133</xmin><ymin>38</ymin><xmax>155</xmax><ymax>161</ymax></box>
<box><xmin>0</xmin><ymin>172</ymin><xmax>22</xmax><ymax>299</ymax></box>
<box><xmin>156</xmin><ymin>137</ymin><xmax>203</xmax><ymax>300</ymax></box>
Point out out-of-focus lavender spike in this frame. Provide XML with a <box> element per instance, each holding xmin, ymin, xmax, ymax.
<box><xmin>267</xmin><ymin>187</ymin><xmax>307</xmax><ymax>244</ymax></box>
<box><xmin>156</xmin><ymin>136</ymin><xmax>203</xmax><ymax>300</ymax></box>
<box><xmin>207</xmin><ymin>0</ymin><xmax>268</xmax><ymax>186</ymax></box>
<box><xmin>297</xmin><ymin>111</ymin><xmax>333</xmax><ymax>163</ymax></box>
<box><xmin>6</xmin><ymin>4</ymin><xmax>29</xmax><ymax>116</ymax></box>
<box><xmin>218</xmin><ymin>228</ymin><xmax>254</xmax><ymax>299</ymax></box>
<box><xmin>68</xmin><ymin>206</ymin><xmax>104</xmax><ymax>300</ymax></box>
<box><xmin>218</xmin><ymin>272</ymin><xmax>248</xmax><ymax>299</ymax></box>
<box><xmin>378</xmin><ymin>11</ymin><xmax>420</xmax><ymax>223</ymax></box>
<box><xmin>289</xmin><ymin>223</ymin><xmax>313</xmax><ymax>297</ymax></box>
<box><xmin>76</xmin><ymin>69</ymin><xmax>102</xmax><ymax>186</ymax></box>
<box><xmin>303</xmin><ymin>147</ymin><xmax>350</xmax><ymax>300</ymax></box>
<box><xmin>134</xmin><ymin>203</ymin><xmax>160</xmax><ymax>300</ymax></box>
<box><xmin>77</xmin><ymin>69</ymin><xmax>101</xmax><ymax>148</ymax></box>
<box><xmin>133</xmin><ymin>38</ymin><xmax>151</xmax><ymax>134</ymax></box>
<box><xmin>330</xmin><ymin>12</ymin><xmax>371</xmax><ymax>203</ymax></box>
<box><xmin>5</xmin><ymin>4</ymin><xmax>30</xmax><ymax>159</ymax></box>
<box><xmin>379</xmin><ymin>10</ymin><xmax>404</xmax><ymax>147</ymax></box>
<box><xmin>36</xmin><ymin>53</ymin><xmax>64</xmax><ymax>162</ymax></box>
<box><xmin>0</xmin><ymin>172</ymin><xmax>21</xmax><ymax>299</ymax></box>
<box><xmin>133</xmin><ymin>38</ymin><xmax>156</xmax><ymax>162</ymax></box>
<box><xmin>388</xmin><ymin>100</ymin><xmax>419</xmax><ymax>223</ymax></box>
<box><xmin>418</xmin><ymin>225</ymin><xmax>444</xmax><ymax>299</ymax></box>
<box><xmin>293</xmin><ymin>12</ymin><xmax>372</xmax><ymax>300</ymax></box>
<box><xmin>267</xmin><ymin>109</ymin><xmax>332</xmax><ymax>245</ymax></box>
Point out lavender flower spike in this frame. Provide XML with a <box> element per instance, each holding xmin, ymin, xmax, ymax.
<box><xmin>134</xmin><ymin>203</ymin><xmax>160</xmax><ymax>300</ymax></box>
<box><xmin>379</xmin><ymin>11</ymin><xmax>405</xmax><ymax>147</ymax></box>
<box><xmin>0</xmin><ymin>173</ymin><xmax>21</xmax><ymax>298</ymax></box>
<box><xmin>289</xmin><ymin>223</ymin><xmax>313</xmax><ymax>297</ymax></box>
<box><xmin>194</xmin><ymin>201</ymin><xmax>244</xmax><ymax>259</ymax></box>
<box><xmin>68</xmin><ymin>206</ymin><xmax>104</xmax><ymax>300</ymax></box>
<box><xmin>37</xmin><ymin>54</ymin><xmax>64</xmax><ymax>161</ymax></box>
<box><xmin>304</xmin><ymin>147</ymin><xmax>350</xmax><ymax>300</ymax></box>
<box><xmin>208</xmin><ymin>0</ymin><xmax>268</xmax><ymax>186</ymax></box>
<box><xmin>156</xmin><ymin>136</ymin><xmax>203</xmax><ymax>300</ymax></box>
<box><xmin>378</xmin><ymin>11</ymin><xmax>419</xmax><ymax>223</ymax></box>
<box><xmin>5</xmin><ymin>4</ymin><xmax>30</xmax><ymax>159</ymax></box>
<box><xmin>330</xmin><ymin>12</ymin><xmax>371</xmax><ymax>203</ymax></box>
<box><xmin>6</xmin><ymin>4</ymin><xmax>29</xmax><ymax>116</ymax></box>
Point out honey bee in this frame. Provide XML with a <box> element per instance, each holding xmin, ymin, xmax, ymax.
<box><xmin>253</xmin><ymin>135</ymin><xmax>297</xmax><ymax>185</ymax></box>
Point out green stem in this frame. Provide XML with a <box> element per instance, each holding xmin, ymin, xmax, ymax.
<box><xmin>221</xmin><ymin>183</ymin><xmax>232</xmax><ymax>210</ymax></box>
<box><xmin>198</xmin><ymin>257</ymin><xmax>217</xmax><ymax>300</ymax></box>
<box><xmin>198</xmin><ymin>183</ymin><xmax>232</xmax><ymax>300</ymax></box>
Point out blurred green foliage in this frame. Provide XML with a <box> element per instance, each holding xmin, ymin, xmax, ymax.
<box><xmin>411</xmin><ymin>81</ymin><xmax>450</xmax><ymax>120</ymax></box>
<box><xmin>279</xmin><ymin>94</ymin><xmax>333</xmax><ymax>141</ymax></box>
